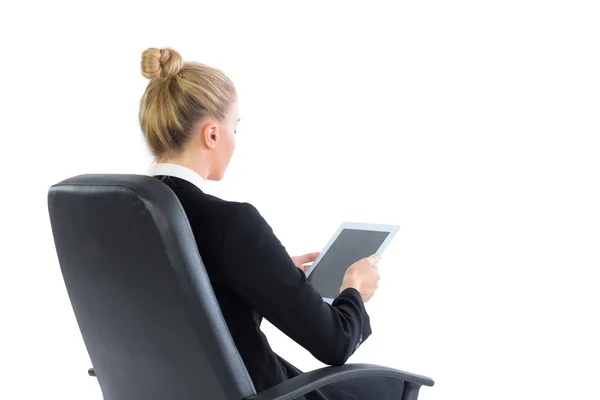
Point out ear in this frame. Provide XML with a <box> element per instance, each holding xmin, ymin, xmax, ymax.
<box><xmin>199</xmin><ymin>121</ymin><xmax>219</xmax><ymax>149</ymax></box>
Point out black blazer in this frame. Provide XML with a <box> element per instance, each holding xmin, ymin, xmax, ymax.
<box><xmin>156</xmin><ymin>176</ymin><xmax>372</xmax><ymax>395</ymax></box>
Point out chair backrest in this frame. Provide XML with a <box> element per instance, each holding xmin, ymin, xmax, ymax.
<box><xmin>47</xmin><ymin>174</ymin><xmax>256</xmax><ymax>400</ymax></box>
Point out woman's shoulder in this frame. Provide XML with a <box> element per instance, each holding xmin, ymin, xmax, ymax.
<box><xmin>219</xmin><ymin>199</ymin><xmax>265</xmax><ymax>228</ymax></box>
<box><xmin>193</xmin><ymin>197</ymin><xmax>273</xmax><ymax>255</ymax></box>
<box><xmin>158</xmin><ymin>176</ymin><xmax>254</xmax><ymax>217</ymax></box>
<box><xmin>175</xmin><ymin>187</ymin><xmax>266</xmax><ymax>229</ymax></box>
<box><xmin>200</xmin><ymin>197</ymin><xmax>271</xmax><ymax>238</ymax></box>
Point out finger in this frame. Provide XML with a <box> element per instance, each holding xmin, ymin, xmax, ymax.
<box><xmin>372</xmin><ymin>264</ymin><xmax>381</xmax><ymax>279</ymax></box>
<box><xmin>366</xmin><ymin>254</ymin><xmax>381</xmax><ymax>266</ymax></box>
<box><xmin>361</xmin><ymin>290</ymin><xmax>375</xmax><ymax>298</ymax></box>
<box><xmin>294</xmin><ymin>252</ymin><xmax>320</xmax><ymax>264</ymax></box>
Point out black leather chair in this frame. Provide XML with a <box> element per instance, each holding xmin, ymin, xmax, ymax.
<box><xmin>47</xmin><ymin>174</ymin><xmax>434</xmax><ymax>400</ymax></box>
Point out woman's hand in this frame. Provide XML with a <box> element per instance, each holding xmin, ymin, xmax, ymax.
<box><xmin>340</xmin><ymin>254</ymin><xmax>381</xmax><ymax>303</ymax></box>
<box><xmin>291</xmin><ymin>252</ymin><xmax>320</xmax><ymax>273</ymax></box>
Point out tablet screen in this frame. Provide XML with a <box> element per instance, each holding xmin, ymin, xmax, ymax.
<box><xmin>307</xmin><ymin>228</ymin><xmax>390</xmax><ymax>299</ymax></box>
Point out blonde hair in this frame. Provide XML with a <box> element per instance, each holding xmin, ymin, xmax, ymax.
<box><xmin>139</xmin><ymin>47</ymin><xmax>236</xmax><ymax>160</ymax></box>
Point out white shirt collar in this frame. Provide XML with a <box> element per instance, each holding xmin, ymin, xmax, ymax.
<box><xmin>148</xmin><ymin>162</ymin><xmax>207</xmax><ymax>192</ymax></box>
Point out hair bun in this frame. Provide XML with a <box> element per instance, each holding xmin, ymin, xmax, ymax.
<box><xmin>141</xmin><ymin>47</ymin><xmax>184</xmax><ymax>80</ymax></box>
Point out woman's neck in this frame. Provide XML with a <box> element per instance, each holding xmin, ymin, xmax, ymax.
<box><xmin>163</xmin><ymin>150</ymin><xmax>211</xmax><ymax>181</ymax></box>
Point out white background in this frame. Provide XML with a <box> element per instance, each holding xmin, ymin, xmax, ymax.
<box><xmin>1</xmin><ymin>1</ymin><xmax>599</xmax><ymax>399</ymax></box>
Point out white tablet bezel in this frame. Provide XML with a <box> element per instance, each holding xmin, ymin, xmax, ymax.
<box><xmin>304</xmin><ymin>222</ymin><xmax>400</xmax><ymax>303</ymax></box>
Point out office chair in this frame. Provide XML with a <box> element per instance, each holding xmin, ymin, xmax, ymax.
<box><xmin>47</xmin><ymin>174</ymin><xmax>434</xmax><ymax>400</ymax></box>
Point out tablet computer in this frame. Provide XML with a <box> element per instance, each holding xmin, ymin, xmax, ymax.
<box><xmin>305</xmin><ymin>222</ymin><xmax>400</xmax><ymax>304</ymax></box>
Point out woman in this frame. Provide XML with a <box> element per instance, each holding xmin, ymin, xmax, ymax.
<box><xmin>139</xmin><ymin>47</ymin><xmax>403</xmax><ymax>399</ymax></box>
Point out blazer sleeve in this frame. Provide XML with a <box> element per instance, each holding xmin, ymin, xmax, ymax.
<box><xmin>221</xmin><ymin>202</ymin><xmax>372</xmax><ymax>366</ymax></box>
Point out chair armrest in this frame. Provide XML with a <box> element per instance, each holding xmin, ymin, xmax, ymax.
<box><xmin>245</xmin><ymin>363</ymin><xmax>434</xmax><ymax>400</ymax></box>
